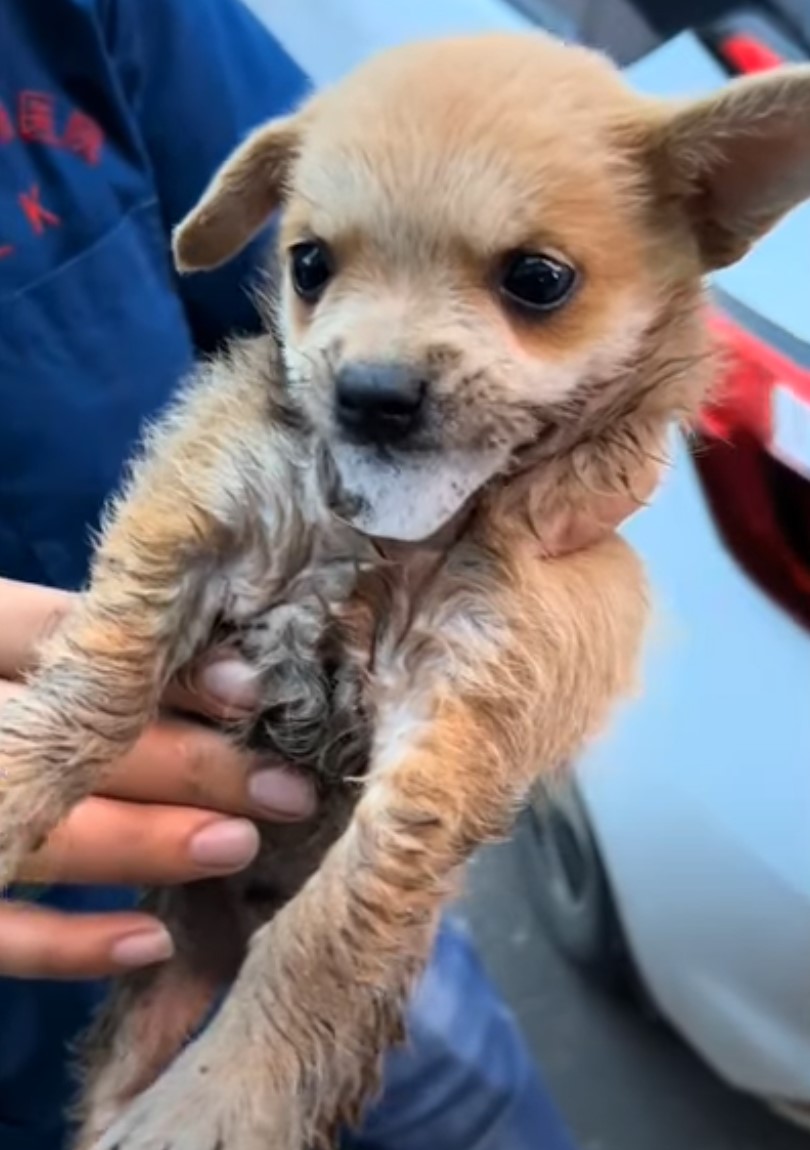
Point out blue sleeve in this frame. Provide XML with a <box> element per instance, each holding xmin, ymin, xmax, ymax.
<box><xmin>102</xmin><ymin>0</ymin><xmax>311</xmax><ymax>351</ymax></box>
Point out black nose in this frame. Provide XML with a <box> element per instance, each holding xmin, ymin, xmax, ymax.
<box><xmin>334</xmin><ymin>363</ymin><xmax>427</xmax><ymax>444</ymax></box>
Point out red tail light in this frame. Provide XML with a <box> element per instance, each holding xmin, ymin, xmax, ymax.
<box><xmin>693</xmin><ymin>313</ymin><xmax>810</xmax><ymax>629</ymax></box>
<box><xmin>717</xmin><ymin>32</ymin><xmax>783</xmax><ymax>73</ymax></box>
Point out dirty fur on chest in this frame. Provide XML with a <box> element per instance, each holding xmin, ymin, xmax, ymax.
<box><xmin>213</xmin><ymin>538</ymin><xmax>383</xmax><ymax>792</ymax></box>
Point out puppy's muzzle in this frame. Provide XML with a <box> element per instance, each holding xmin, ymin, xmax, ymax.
<box><xmin>334</xmin><ymin>362</ymin><xmax>427</xmax><ymax>447</ymax></box>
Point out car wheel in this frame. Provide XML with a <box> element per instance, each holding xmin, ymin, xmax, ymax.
<box><xmin>518</xmin><ymin>779</ymin><xmax>635</xmax><ymax>995</ymax></box>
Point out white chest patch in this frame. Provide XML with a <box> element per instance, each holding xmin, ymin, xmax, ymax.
<box><xmin>331</xmin><ymin>443</ymin><xmax>510</xmax><ymax>542</ymax></box>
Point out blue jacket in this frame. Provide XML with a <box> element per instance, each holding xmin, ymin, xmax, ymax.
<box><xmin>0</xmin><ymin>4</ymin><xmax>576</xmax><ymax>1149</ymax></box>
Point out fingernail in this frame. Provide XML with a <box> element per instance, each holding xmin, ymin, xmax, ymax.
<box><xmin>198</xmin><ymin>659</ymin><xmax>259</xmax><ymax>711</ymax></box>
<box><xmin>189</xmin><ymin>819</ymin><xmax>260</xmax><ymax>870</ymax></box>
<box><xmin>248</xmin><ymin>769</ymin><xmax>316</xmax><ymax>820</ymax></box>
<box><xmin>111</xmin><ymin>927</ymin><xmax>174</xmax><ymax>969</ymax></box>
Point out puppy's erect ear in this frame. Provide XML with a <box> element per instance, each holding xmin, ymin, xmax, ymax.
<box><xmin>648</xmin><ymin>65</ymin><xmax>810</xmax><ymax>269</ymax></box>
<box><xmin>172</xmin><ymin>114</ymin><xmax>305</xmax><ymax>273</ymax></box>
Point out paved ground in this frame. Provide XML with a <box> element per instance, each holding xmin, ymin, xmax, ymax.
<box><xmin>458</xmin><ymin>826</ymin><xmax>808</xmax><ymax>1150</ymax></box>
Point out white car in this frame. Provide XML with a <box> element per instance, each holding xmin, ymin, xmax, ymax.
<box><xmin>251</xmin><ymin>0</ymin><xmax>810</xmax><ymax>1126</ymax></box>
<box><xmin>521</xmin><ymin>20</ymin><xmax>810</xmax><ymax>1130</ymax></box>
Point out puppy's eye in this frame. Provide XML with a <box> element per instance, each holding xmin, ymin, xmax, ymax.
<box><xmin>500</xmin><ymin>252</ymin><xmax>577</xmax><ymax>314</ymax></box>
<box><xmin>290</xmin><ymin>240</ymin><xmax>333</xmax><ymax>303</ymax></box>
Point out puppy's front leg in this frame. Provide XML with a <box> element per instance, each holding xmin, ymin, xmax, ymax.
<box><xmin>0</xmin><ymin>354</ymin><xmax>275</xmax><ymax>885</ymax></box>
<box><xmin>93</xmin><ymin>536</ymin><xmax>647</xmax><ymax>1150</ymax></box>
<box><xmin>0</xmin><ymin>532</ymin><xmax>200</xmax><ymax>883</ymax></box>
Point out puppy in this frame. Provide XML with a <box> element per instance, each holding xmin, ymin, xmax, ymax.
<box><xmin>0</xmin><ymin>31</ymin><xmax>808</xmax><ymax>1150</ymax></box>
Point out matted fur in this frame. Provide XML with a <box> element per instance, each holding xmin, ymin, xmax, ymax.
<box><xmin>0</xmin><ymin>32</ymin><xmax>809</xmax><ymax>1150</ymax></box>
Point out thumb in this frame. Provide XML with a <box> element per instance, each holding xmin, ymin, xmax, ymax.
<box><xmin>164</xmin><ymin>653</ymin><xmax>261</xmax><ymax>721</ymax></box>
<box><xmin>0</xmin><ymin>578</ymin><xmax>74</xmax><ymax>679</ymax></box>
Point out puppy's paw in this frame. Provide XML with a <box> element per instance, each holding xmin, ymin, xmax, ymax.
<box><xmin>91</xmin><ymin>1033</ymin><xmax>309</xmax><ymax>1150</ymax></box>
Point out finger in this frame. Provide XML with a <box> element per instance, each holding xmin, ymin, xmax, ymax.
<box><xmin>0</xmin><ymin>577</ymin><xmax>74</xmax><ymax>678</ymax></box>
<box><xmin>0</xmin><ymin>902</ymin><xmax>174</xmax><ymax>979</ymax></box>
<box><xmin>0</xmin><ymin>678</ymin><xmax>316</xmax><ymax>822</ymax></box>
<box><xmin>546</xmin><ymin>458</ymin><xmax>667</xmax><ymax>557</ymax></box>
<box><xmin>17</xmin><ymin>797</ymin><xmax>261</xmax><ymax>886</ymax></box>
<box><xmin>109</xmin><ymin>715</ymin><xmax>317</xmax><ymax>821</ymax></box>
<box><xmin>163</xmin><ymin>653</ymin><xmax>261</xmax><ymax>722</ymax></box>
<box><xmin>0</xmin><ymin>580</ymin><xmax>258</xmax><ymax>716</ymax></box>
<box><xmin>0</xmin><ymin>679</ymin><xmax>20</xmax><ymax>706</ymax></box>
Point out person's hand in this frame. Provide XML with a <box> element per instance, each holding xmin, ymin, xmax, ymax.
<box><xmin>0</xmin><ymin>577</ymin><xmax>316</xmax><ymax>980</ymax></box>
<box><xmin>540</xmin><ymin>450</ymin><xmax>665</xmax><ymax>557</ymax></box>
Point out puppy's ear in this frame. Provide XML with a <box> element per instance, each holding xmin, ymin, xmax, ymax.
<box><xmin>172</xmin><ymin>114</ymin><xmax>305</xmax><ymax>273</ymax></box>
<box><xmin>648</xmin><ymin>65</ymin><xmax>810</xmax><ymax>269</ymax></box>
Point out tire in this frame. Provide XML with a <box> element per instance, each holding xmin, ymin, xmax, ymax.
<box><xmin>518</xmin><ymin>779</ymin><xmax>634</xmax><ymax>994</ymax></box>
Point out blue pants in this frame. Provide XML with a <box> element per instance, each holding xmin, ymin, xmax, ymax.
<box><xmin>343</xmin><ymin>918</ymin><xmax>577</xmax><ymax>1150</ymax></box>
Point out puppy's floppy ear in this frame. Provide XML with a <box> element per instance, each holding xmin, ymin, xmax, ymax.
<box><xmin>648</xmin><ymin>65</ymin><xmax>810</xmax><ymax>270</ymax></box>
<box><xmin>172</xmin><ymin>113</ymin><xmax>305</xmax><ymax>273</ymax></box>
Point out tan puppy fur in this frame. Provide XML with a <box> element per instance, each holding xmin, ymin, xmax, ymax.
<box><xmin>0</xmin><ymin>32</ymin><xmax>809</xmax><ymax>1150</ymax></box>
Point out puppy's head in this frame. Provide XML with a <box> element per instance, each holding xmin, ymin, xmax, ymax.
<box><xmin>174</xmin><ymin>35</ymin><xmax>810</xmax><ymax>542</ymax></box>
